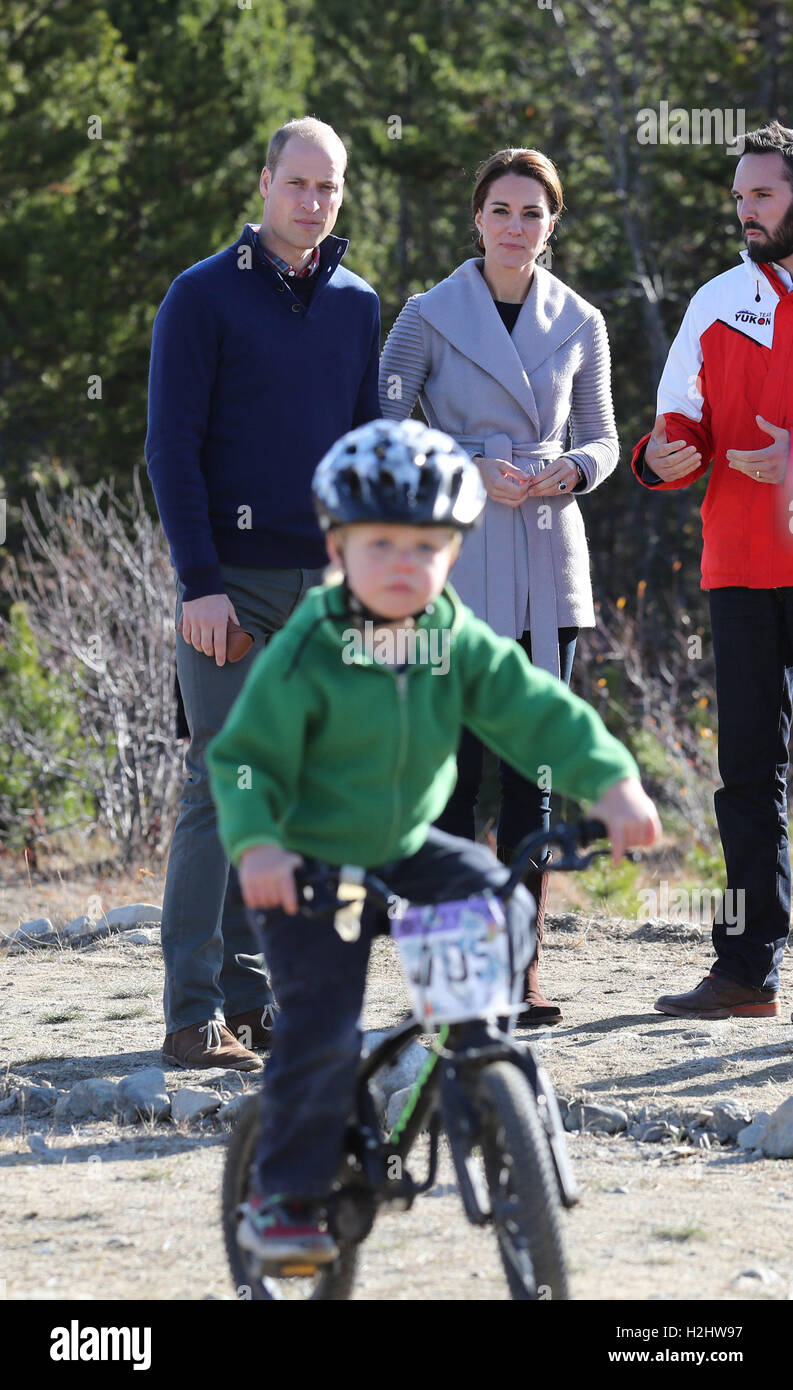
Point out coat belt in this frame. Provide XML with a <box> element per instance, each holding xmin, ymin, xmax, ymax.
<box><xmin>453</xmin><ymin>433</ymin><xmax>567</xmax><ymax>679</ymax></box>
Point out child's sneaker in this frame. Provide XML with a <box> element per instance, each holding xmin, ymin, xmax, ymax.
<box><xmin>237</xmin><ymin>1194</ymin><xmax>339</xmax><ymax>1266</ymax></box>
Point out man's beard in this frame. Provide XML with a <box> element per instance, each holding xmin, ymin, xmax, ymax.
<box><xmin>744</xmin><ymin>196</ymin><xmax>793</xmax><ymax>263</ymax></box>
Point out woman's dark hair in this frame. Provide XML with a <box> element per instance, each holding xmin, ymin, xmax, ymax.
<box><xmin>471</xmin><ymin>148</ymin><xmax>564</xmax><ymax>251</ymax></box>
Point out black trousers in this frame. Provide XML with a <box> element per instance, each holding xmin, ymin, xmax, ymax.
<box><xmin>708</xmin><ymin>587</ymin><xmax>793</xmax><ymax>990</ymax></box>
<box><xmin>434</xmin><ymin>627</ymin><xmax>579</xmax><ymax>853</ymax></box>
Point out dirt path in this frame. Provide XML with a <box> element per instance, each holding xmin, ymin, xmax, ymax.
<box><xmin>2</xmin><ymin>866</ymin><xmax>793</xmax><ymax>1301</ymax></box>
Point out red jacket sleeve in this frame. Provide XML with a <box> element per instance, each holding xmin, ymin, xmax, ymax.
<box><xmin>631</xmin><ymin>297</ymin><xmax>713</xmax><ymax>490</ymax></box>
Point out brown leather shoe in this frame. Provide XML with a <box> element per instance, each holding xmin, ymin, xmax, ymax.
<box><xmin>162</xmin><ymin>1019</ymin><xmax>264</xmax><ymax>1070</ymax></box>
<box><xmin>225</xmin><ymin>1004</ymin><xmax>278</xmax><ymax>1051</ymax></box>
<box><xmin>654</xmin><ymin>973</ymin><xmax>779</xmax><ymax>1019</ymax></box>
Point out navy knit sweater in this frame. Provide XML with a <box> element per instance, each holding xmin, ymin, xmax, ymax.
<box><xmin>145</xmin><ymin>226</ymin><xmax>381</xmax><ymax>601</ymax></box>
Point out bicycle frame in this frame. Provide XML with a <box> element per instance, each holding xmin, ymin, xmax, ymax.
<box><xmin>236</xmin><ymin>819</ymin><xmax>611</xmax><ymax>1239</ymax></box>
<box><xmin>346</xmin><ymin>1013</ymin><xmax>579</xmax><ymax>1229</ymax></box>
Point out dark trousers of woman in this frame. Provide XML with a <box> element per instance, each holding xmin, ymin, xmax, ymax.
<box><xmin>434</xmin><ymin>628</ymin><xmax>579</xmax><ymax>855</ymax></box>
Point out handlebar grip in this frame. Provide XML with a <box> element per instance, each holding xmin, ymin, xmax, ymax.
<box><xmin>577</xmin><ymin>817</ymin><xmax>608</xmax><ymax>845</ymax></box>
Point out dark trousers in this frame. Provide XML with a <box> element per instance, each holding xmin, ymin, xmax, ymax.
<box><xmin>434</xmin><ymin>627</ymin><xmax>578</xmax><ymax>853</ymax></box>
<box><xmin>253</xmin><ymin>828</ymin><xmax>534</xmax><ymax>1199</ymax></box>
<box><xmin>161</xmin><ymin>563</ymin><xmax>325</xmax><ymax>1033</ymax></box>
<box><xmin>709</xmin><ymin>588</ymin><xmax>793</xmax><ymax>991</ymax></box>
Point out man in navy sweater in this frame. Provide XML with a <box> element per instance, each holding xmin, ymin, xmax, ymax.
<box><xmin>146</xmin><ymin>117</ymin><xmax>380</xmax><ymax>1070</ymax></box>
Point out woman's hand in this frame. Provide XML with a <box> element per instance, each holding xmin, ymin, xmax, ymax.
<box><xmin>475</xmin><ymin>455</ymin><xmax>535</xmax><ymax>507</ymax></box>
<box><xmin>521</xmin><ymin>457</ymin><xmax>582</xmax><ymax>497</ymax></box>
<box><xmin>239</xmin><ymin>843</ymin><xmax>305</xmax><ymax>915</ymax></box>
<box><xmin>588</xmin><ymin>777</ymin><xmax>662</xmax><ymax>865</ymax></box>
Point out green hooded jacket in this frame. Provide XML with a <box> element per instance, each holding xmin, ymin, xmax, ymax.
<box><xmin>207</xmin><ymin>580</ymin><xmax>640</xmax><ymax>868</ymax></box>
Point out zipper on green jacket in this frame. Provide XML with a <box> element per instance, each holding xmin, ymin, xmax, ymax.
<box><xmin>385</xmin><ymin>671</ymin><xmax>409</xmax><ymax>856</ymax></box>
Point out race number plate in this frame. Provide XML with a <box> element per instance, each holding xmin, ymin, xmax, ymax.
<box><xmin>391</xmin><ymin>895</ymin><xmax>513</xmax><ymax>1025</ymax></box>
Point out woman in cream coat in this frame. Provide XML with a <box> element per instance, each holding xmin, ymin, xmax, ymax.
<box><xmin>379</xmin><ymin>147</ymin><xmax>618</xmax><ymax>1025</ymax></box>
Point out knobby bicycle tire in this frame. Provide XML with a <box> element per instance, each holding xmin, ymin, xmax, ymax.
<box><xmin>477</xmin><ymin>1061</ymin><xmax>569</xmax><ymax>1301</ymax></box>
<box><xmin>221</xmin><ymin>1093</ymin><xmax>358</xmax><ymax>1302</ymax></box>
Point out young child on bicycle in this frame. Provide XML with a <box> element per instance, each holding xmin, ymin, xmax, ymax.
<box><xmin>207</xmin><ymin>418</ymin><xmax>660</xmax><ymax>1266</ymax></box>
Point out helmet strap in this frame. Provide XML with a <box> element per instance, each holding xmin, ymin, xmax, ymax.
<box><xmin>339</xmin><ymin>575</ymin><xmax>428</xmax><ymax>626</ymax></box>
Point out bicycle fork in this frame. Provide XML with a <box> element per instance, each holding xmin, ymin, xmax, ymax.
<box><xmin>440</xmin><ymin>1031</ymin><xmax>579</xmax><ymax>1224</ymax></box>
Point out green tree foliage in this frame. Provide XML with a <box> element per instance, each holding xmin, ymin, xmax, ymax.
<box><xmin>0</xmin><ymin>0</ymin><xmax>311</xmax><ymax>515</ymax></box>
<box><xmin>0</xmin><ymin>602</ymin><xmax>94</xmax><ymax>847</ymax></box>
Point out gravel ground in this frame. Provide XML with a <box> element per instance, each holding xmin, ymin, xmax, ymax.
<box><xmin>2</xmin><ymin>864</ymin><xmax>793</xmax><ymax>1302</ymax></box>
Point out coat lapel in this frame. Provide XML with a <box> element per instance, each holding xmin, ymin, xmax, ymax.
<box><xmin>418</xmin><ymin>259</ymin><xmax>591</xmax><ymax>435</ymax></box>
<box><xmin>512</xmin><ymin>263</ymin><xmax>591</xmax><ymax>376</ymax></box>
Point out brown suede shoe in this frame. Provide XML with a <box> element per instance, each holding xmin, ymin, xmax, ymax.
<box><xmin>654</xmin><ymin>973</ymin><xmax>779</xmax><ymax>1019</ymax></box>
<box><xmin>225</xmin><ymin>1004</ymin><xmax>278</xmax><ymax>1052</ymax></box>
<box><xmin>162</xmin><ymin>1019</ymin><xmax>264</xmax><ymax>1071</ymax></box>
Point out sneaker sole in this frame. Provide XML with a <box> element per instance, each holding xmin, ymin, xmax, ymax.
<box><xmin>161</xmin><ymin>1052</ymin><xmax>263</xmax><ymax>1071</ymax></box>
<box><xmin>237</xmin><ymin>1228</ymin><xmax>338</xmax><ymax>1266</ymax></box>
<box><xmin>654</xmin><ymin>1000</ymin><xmax>780</xmax><ymax>1019</ymax></box>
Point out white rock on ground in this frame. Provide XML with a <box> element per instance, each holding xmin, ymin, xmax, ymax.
<box><xmin>1</xmin><ymin>1083</ymin><xmax>62</xmax><ymax>1117</ymax></box>
<box><xmin>361</xmin><ymin>1030</ymin><xmax>431</xmax><ymax>1119</ymax></box>
<box><xmin>116</xmin><ymin>930</ymin><xmax>160</xmax><ymax>946</ymax></box>
<box><xmin>733</xmin><ymin>1266</ymin><xmax>784</xmax><ymax>1287</ymax></box>
<box><xmin>115</xmin><ymin>1069</ymin><xmax>171</xmax><ymax>1124</ymax></box>
<box><xmin>737</xmin><ymin>1113</ymin><xmax>771</xmax><ymax>1150</ymax></box>
<box><xmin>104</xmin><ymin>904</ymin><xmax>163</xmax><ymax>928</ymax></box>
<box><xmin>630</xmin><ymin>1119</ymin><xmax>680</xmax><ymax>1143</ymax></box>
<box><xmin>564</xmin><ymin>1102</ymin><xmax>628</xmax><ymax>1135</ymax></box>
<box><xmin>217</xmin><ymin>1093</ymin><xmax>256</xmax><ymax>1124</ymax></box>
<box><xmin>758</xmin><ymin>1096</ymin><xmax>793</xmax><ymax>1159</ymax></box>
<box><xmin>170</xmin><ymin>1089</ymin><xmax>222</xmax><ymax>1124</ymax></box>
<box><xmin>199</xmin><ymin>1070</ymin><xmax>249</xmax><ymax>1093</ymax></box>
<box><xmin>54</xmin><ymin>1079</ymin><xmax>119</xmax><ymax>1125</ymax></box>
<box><xmin>709</xmin><ymin>1099</ymin><xmax>753</xmax><ymax>1142</ymax></box>
<box><xmin>9</xmin><ymin>918</ymin><xmax>53</xmax><ymax>941</ymax></box>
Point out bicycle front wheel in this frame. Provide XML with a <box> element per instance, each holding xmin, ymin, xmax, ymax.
<box><xmin>221</xmin><ymin>1094</ymin><xmax>359</xmax><ymax>1302</ymax></box>
<box><xmin>477</xmin><ymin>1061</ymin><xmax>569</xmax><ymax>1301</ymax></box>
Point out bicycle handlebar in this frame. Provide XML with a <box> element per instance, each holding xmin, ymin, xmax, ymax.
<box><xmin>237</xmin><ymin>818</ymin><xmax>636</xmax><ymax>926</ymax></box>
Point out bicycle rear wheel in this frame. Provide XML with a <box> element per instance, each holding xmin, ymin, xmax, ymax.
<box><xmin>477</xmin><ymin>1061</ymin><xmax>569</xmax><ymax>1300</ymax></box>
<box><xmin>221</xmin><ymin>1094</ymin><xmax>359</xmax><ymax>1302</ymax></box>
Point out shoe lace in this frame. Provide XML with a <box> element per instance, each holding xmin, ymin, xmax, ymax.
<box><xmin>198</xmin><ymin>1020</ymin><xmax>223</xmax><ymax>1051</ymax></box>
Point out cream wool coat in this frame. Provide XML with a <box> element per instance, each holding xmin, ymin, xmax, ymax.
<box><xmin>379</xmin><ymin>258</ymin><xmax>619</xmax><ymax>677</ymax></box>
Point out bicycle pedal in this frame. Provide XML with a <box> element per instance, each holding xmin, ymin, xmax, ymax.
<box><xmin>278</xmin><ymin>1260</ymin><xmax>319</xmax><ymax>1277</ymax></box>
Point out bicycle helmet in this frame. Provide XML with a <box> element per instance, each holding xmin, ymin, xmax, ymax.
<box><xmin>312</xmin><ymin>419</ymin><xmax>487</xmax><ymax>534</ymax></box>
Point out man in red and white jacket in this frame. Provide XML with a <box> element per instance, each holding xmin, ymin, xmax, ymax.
<box><xmin>632</xmin><ymin>120</ymin><xmax>793</xmax><ymax>1020</ymax></box>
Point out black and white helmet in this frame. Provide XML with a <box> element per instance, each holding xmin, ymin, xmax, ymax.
<box><xmin>312</xmin><ymin>419</ymin><xmax>487</xmax><ymax>534</ymax></box>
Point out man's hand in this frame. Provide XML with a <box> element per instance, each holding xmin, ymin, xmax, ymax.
<box><xmin>644</xmin><ymin>414</ymin><xmax>702</xmax><ymax>482</ymax></box>
<box><xmin>726</xmin><ymin>415</ymin><xmax>790</xmax><ymax>485</ymax></box>
<box><xmin>238</xmin><ymin>844</ymin><xmax>305</xmax><ymax>915</ymax></box>
<box><xmin>588</xmin><ymin>777</ymin><xmax>662</xmax><ymax>865</ymax></box>
<box><xmin>179</xmin><ymin>593</ymin><xmax>240</xmax><ymax>666</ymax></box>
<box><xmin>476</xmin><ymin>456</ymin><xmax>535</xmax><ymax>508</ymax></box>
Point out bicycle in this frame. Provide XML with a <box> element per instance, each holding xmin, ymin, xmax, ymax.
<box><xmin>222</xmin><ymin>817</ymin><xmax>622</xmax><ymax>1301</ymax></box>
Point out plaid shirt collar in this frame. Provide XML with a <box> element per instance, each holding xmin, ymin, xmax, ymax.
<box><xmin>247</xmin><ymin>223</ymin><xmax>320</xmax><ymax>279</ymax></box>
